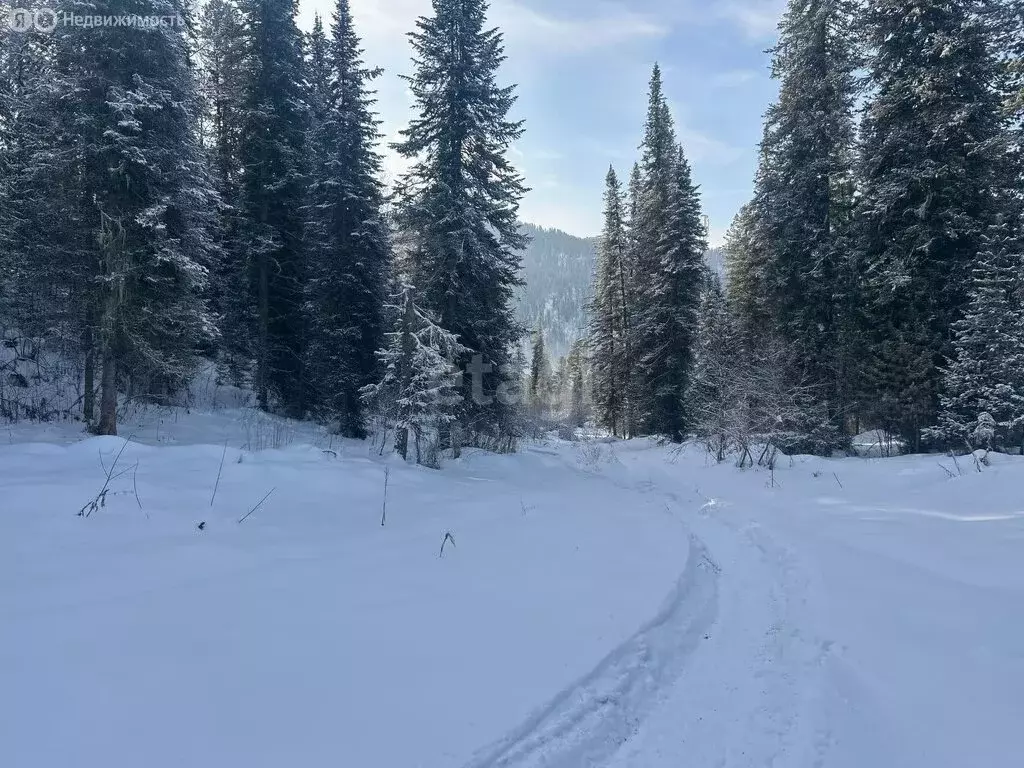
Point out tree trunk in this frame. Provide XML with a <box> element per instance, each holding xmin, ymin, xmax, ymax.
<box><xmin>257</xmin><ymin>247</ymin><xmax>269</xmax><ymax>411</ymax></box>
<box><xmin>82</xmin><ymin>325</ymin><xmax>95</xmax><ymax>425</ymax></box>
<box><xmin>396</xmin><ymin>425</ymin><xmax>408</xmax><ymax>461</ymax></box>
<box><xmin>450</xmin><ymin>423</ymin><xmax>462</xmax><ymax>460</ymax></box>
<box><xmin>96</xmin><ymin>213</ymin><xmax>123</xmax><ymax>436</ymax></box>
<box><xmin>96</xmin><ymin>346</ymin><xmax>117</xmax><ymax>435</ymax></box>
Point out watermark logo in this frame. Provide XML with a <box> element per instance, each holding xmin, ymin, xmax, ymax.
<box><xmin>3</xmin><ymin>6</ymin><xmax>184</xmax><ymax>32</ymax></box>
<box><xmin>5</xmin><ymin>7</ymin><xmax>34</xmax><ymax>32</ymax></box>
<box><xmin>32</xmin><ymin>6</ymin><xmax>55</xmax><ymax>32</ymax></box>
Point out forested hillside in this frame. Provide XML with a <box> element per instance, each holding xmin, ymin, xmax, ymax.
<box><xmin>516</xmin><ymin>223</ymin><xmax>597</xmax><ymax>359</ymax></box>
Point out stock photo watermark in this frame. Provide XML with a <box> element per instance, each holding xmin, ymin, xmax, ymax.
<box><xmin>3</xmin><ymin>6</ymin><xmax>184</xmax><ymax>33</ymax></box>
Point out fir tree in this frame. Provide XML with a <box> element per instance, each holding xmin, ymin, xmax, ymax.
<box><xmin>4</xmin><ymin>0</ymin><xmax>218</xmax><ymax>434</ymax></box>
<box><xmin>304</xmin><ymin>0</ymin><xmax>391</xmax><ymax>437</ymax></box>
<box><xmin>722</xmin><ymin>204</ymin><xmax>770</xmax><ymax>348</ymax></box>
<box><xmin>932</xmin><ymin>222</ymin><xmax>1024</xmax><ymax>451</ymax></box>
<box><xmin>856</xmin><ymin>0</ymin><xmax>1006</xmax><ymax>449</ymax></box>
<box><xmin>196</xmin><ymin>0</ymin><xmax>247</xmax><ymax>188</ymax></box>
<box><xmin>528</xmin><ymin>326</ymin><xmax>552</xmax><ymax>419</ymax></box>
<box><xmin>690</xmin><ymin>275</ymin><xmax>743</xmax><ymax>462</ymax></box>
<box><xmin>994</xmin><ymin>0</ymin><xmax>1024</xmax><ymax>132</ymax></box>
<box><xmin>362</xmin><ymin>286</ymin><xmax>466</xmax><ymax>466</ymax></box>
<box><xmin>621</xmin><ymin>161</ymin><xmax>643</xmax><ymax>437</ymax></box>
<box><xmin>564</xmin><ymin>338</ymin><xmax>588</xmax><ymax>428</ymax></box>
<box><xmin>631</xmin><ymin>66</ymin><xmax>707</xmax><ymax>441</ymax></box>
<box><xmin>196</xmin><ymin>0</ymin><xmax>251</xmax><ymax>387</ymax></box>
<box><xmin>393</xmin><ymin>0</ymin><xmax>527</xmax><ymax>448</ymax></box>
<box><xmin>589</xmin><ymin>166</ymin><xmax>629</xmax><ymax>437</ymax></box>
<box><xmin>750</xmin><ymin>0</ymin><xmax>859</xmax><ymax>415</ymax></box>
<box><xmin>235</xmin><ymin>0</ymin><xmax>309</xmax><ymax>414</ymax></box>
<box><xmin>644</xmin><ymin>144</ymin><xmax>707</xmax><ymax>441</ymax></box>
<box><xmin>0</xmin><ymin>28</ymin><xmax>53</xmax><ymax>329</ymax></box>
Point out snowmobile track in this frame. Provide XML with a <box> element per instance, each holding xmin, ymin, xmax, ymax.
<box><xmin>460</xmin><ymin>534</ymin><xmax>720</xmax><ymax>768</ymax></box>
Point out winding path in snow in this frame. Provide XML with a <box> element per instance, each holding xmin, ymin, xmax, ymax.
<box><xmin>461</xmin><ymin>444</ymin><xmax>834</xmax><ymax>768</ymax></box>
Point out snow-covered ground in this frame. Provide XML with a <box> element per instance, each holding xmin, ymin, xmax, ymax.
<box><xmin>2</xmin><ymin>411</ymin><xmax>1022</xmax><ymax>767</ymax></box>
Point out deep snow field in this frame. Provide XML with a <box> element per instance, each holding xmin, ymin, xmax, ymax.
<box><xmin>2</xmin><ymin>406</ymin><xmax>1022</xmax><ymax>767</ymax></box>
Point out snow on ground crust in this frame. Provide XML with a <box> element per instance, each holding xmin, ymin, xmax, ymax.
<box><xmin>1</xmin><ymin>422</ymin><xmax>689</xmax><ymax>768</ymax></box>
<box><xmin>3</xmin><ymin>416</ymin><xmax>1023</xmax><ymax>768</ymax></box>
<box><xmin>602</xmin><ymin>441</ymin><xmax>1024</xmax><ymax>768</ymax></box>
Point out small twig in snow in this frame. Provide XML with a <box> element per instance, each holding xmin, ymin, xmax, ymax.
<box><xmin>833</xmin><ymin>472</ymin><xmax>843</xmax><ymax>489</ymax></box>
<box><xmin>211</xmin><ymin>439</ymin><xmax>228</xmax><ymax>506</ymax></box>
<box><xmin>439</xmin><ymin>531</ymin><xmax>456</xmax><ymax>558</ymax></box>
<box><xmin>238</xmin><ymin>488</ymin><xmax>275</xmax><ymax>523</ymax></box>
<box><xmin>131</xmin><ymin>461</ymin><xmax>144</xmax><ymax>511</ymax></box>
<box><xmin>380</xmin><ymin>466</ymin><xmax>389</xmax><ymax>527</ymax></box>
<box><xmin>79</xmin><ymin>437</ymin><xmax>132</xmax><ymax>517</ymax></box>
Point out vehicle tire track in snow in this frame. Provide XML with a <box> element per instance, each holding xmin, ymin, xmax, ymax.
<box><xmin>460</xmin><ymin>535</ymin><xmax>719</xmax><ymax>768</ymax></box>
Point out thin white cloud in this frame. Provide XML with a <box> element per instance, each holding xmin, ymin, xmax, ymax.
<box><xmin>529</xmin><ymin>148</ymin><xmax>566</xmax><ymax>162</ymax></box>
<box><xmin>679</xmin><ymin>126</ymin><xmax>744</xmax><ymax>166</ymax></box>
<box><xmin>711</xmin><ymin>68</ymin><xmax>761</xmax><ymax>88</ymax></box>
<box><xmin>715</xmin><ymin>0</ymin><xmax>784</xmax><ymax>40</ymax></box>
<box><xmin>493</xmin><ymin>2</ymin><xmax>668</xmax><ymax>54</ymax></box>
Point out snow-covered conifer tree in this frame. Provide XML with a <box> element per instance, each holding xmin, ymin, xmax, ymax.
<box><xmin>362</xmin><ymin>286</ymin><xmax>466</xmax><ymax>467</ymax></box>
<box><xmin>933</xmin><ymin>223</ymin><xmax>1024</xmax><ymax>451</ymax></box>
<box><xmin>304</xmin><ymin>0</ymin><xmax>391</xmax><ymax>437</ymax></box>
<box><xmin>856</xmin><ymin>0</ymin><xmax>1006</xmax><ymax>449</ymax></box>
<box><xmin>392</xmin><ymin>0</ymin><xmax>527</xmax><ymax>449</ymax></box>
<box><xmin>589</xmin><ymin>166</ymin><xmax>629</xmax><ymax>437</ymax></box>
<box><xmin>235</xmin><ymin>0</ymin><xmax>309</xmax><ymax>414</ymax></box>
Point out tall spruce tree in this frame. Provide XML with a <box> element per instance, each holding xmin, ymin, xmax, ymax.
<box><xmin>304</xmin><ymin>0</ymin><xmax>391</xmax><ymax>437</ymax></box>
<box><xmin>196</xmin><ymin>0</ymin><xmax>251</xmax><ymax>386</ymax></box>
<box><xmin>4</xmin><ymin>0</ymin><xmax>218</xmax><ymax>434</ymax></box>
<box><xmin>235</xmin><ymin>0</ymin><xmax>309</xmax><ymax>414</ymax></box>
<box><xmin>0</xmin><ymin>28</ymin><xmax>53</xmax><ymax>329</ymax></box>
<box><xmin>1</xmin><ymin>24</ymin><xmax>99</xmax><ymax>421</ymax></box>
<box><xmin>933</xmin><ymin>222</ymin><xmax>1024</xmax><ymax>450</ymax></box>
<box><xmin>856</xmin><ymin>0</ymin><xmax>1006</xmax><ymax>449</ymax></box>
<box><xmin>630</xmin><ymin>66</ymin><xmax>673</xmax><ymax>433</ymax></box>
<box><xmin>750</xmin><ymin>0</ymin><xmax>859</xmax><ymax>417</ymax></box>
<box><xmin>631</xmin><ymin>66</ymin><xmax>707</xmax><ymax>441</ymax></box>
<box><xmin>722</xmin><ymin>203</ymin><xmax>771</xmax><ymax>348</ymax></box>
<box><xmin>197</xmin><ymin>0</ymin><xmax>247</xmax><ymax>187</ymax></box>
<box><xmin>393</xmin><ymin>0</ymin><xmax>527</xmax><ymax>448</ymax></box>
<box><xmin>622</xmin><ymin>161</ymin><xmax>643</xmax><ymax>436</ymax></box>
<box><xmin>528</xmin><ymin>326</ymin><xmax>552</xmax><ymax>419</ymax></box>
<box><xmin>690</xmin><ymin>274</ymin><xmax>744</xmax><ymax>462</ymax></box>
<box><xmin>589</xmin><ymin>166</ymin><xmax>629</xmax><ymax>437</ymax></box>
<box><xmin>994</xmin><ymin>0</ymin><xmax>1024</xmax><ymax>133</ymax></box>
<box><xmin>564</xmin><ymin>338</ymin><xmax>588</xmax><ymax>427</ymax></box>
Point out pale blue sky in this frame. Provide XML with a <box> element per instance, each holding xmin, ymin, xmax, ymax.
<box><xmin>298</xmin><ymin>0</ymin><xmax>786</xmax><ymax>244</ymax></box>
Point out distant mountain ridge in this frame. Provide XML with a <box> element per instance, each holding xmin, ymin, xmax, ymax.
<box><xmin>516</xmin><ymin>223</ymin><xmax>598</xmax><ymax>359</ymax></box>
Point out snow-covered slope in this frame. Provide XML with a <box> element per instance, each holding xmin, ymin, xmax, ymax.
<box><xmin>2</xmin><ymin>417</ymin><xmax>1022</xmax><ymax>767</ymax></box>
